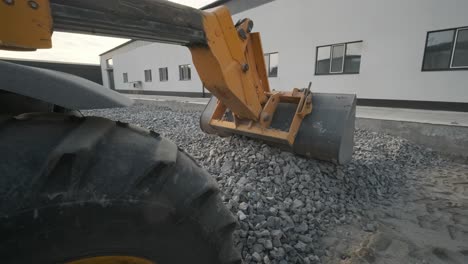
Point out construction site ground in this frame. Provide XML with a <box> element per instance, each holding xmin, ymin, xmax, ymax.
<box><xmin>84</xmin><ymin>97</ymin><xmax>468</xmax><ymax>264</ymax></box>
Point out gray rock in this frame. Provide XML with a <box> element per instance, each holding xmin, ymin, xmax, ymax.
<box><xmin>85</xmin><ymin>102</ymin><xmax>443</xmax><ymax>264</ymax></box>
<box><xmin>252</xmin><ymin>252</ymin><xmax>262</xmax><ymax>262</ymax></box>
<box><xmin>237</xmin><ymin>177</ymin><xmax>248</xmax><ymax>186</ymax></box>
<box><xmin>295</xmin><ymin>221</ymin><xmax>308</xmax><ymax>233</ymax></box>
<box><xmin>237</xmin><ymin>211</ymin><xmax>247</xmax><ymax>221</ymax></box>
<box><xmin>298</xmin><ymin>235</ymin><xmax>313</xmax><ymax>243</ymax></box>
<box><xmin>239</xmin><ymin>202</ymin><xmax>249</xmax><ymax>211</ymax></box>
<box><xmin>271</xmin><ymin>247</ymin><xmax>286</xmax><ymax>259</ymax></box>
<box><xmin>253</xmin><ymin>243</ymin><xmax>264</xmax><ymax>253</ymax></box>
<box><xmin>221</xmin><ymin>160</ymin><xmax>233</xmax><ymax>173</ymax></box>
<box><xmin>264</xmin><ymin>239</ymin><xmax>273</xmax><ymax>249</ymax></box>
<box><xmin>247</xmin><ymin>169</ymin><xmax>258</xmax><ymax>178</ymax></box>
<box><xmin>292</xmin><ymin>199</ymin><xmax>304</xmax><ymax>209</ymax></box>
<box><xmin>363</xmin><ymin>222</ymin><xmax>377</xmax><ymax>232</ymax></box>
<box><xmin>256</xmin><ymin>230</ymin><xmax>270</xmax><ymax>237</ymax></box>
<box><xmin>295</xmin><ymin>241</ymin><xmax>307</xmax><ymax>252</ymax></box>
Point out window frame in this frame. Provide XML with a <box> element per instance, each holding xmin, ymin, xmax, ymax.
<box><xmin>422</xmin><ymin>26</ymin><xmax>468</xmax><ymax>72</ymax></box>
<box><xmin>144</xmin><ymin>69</ymin><xmax>152</xmax><ymax>82</ymax></box>
<box><xmin>179</xmin><ymin>64</ymin><xmax>191</xmax><ymax>81</ymax></box>
<box><xmin>159</xmin><ymin>67</ymin><xmax>168</xmax><ymax>82</ymax></box>
<box><xmin>264</xmin><ymin>52</ymin><xmax>279</xmax><ymax>77</ymax></box>
<box><xmin>315</xmin><ymin>40</ymin><xmax>363</xmax><ymax>75</ymax></box>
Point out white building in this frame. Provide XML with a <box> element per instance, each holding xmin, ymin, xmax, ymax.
<box><xmin>100</xmin><ymin>0</ymin><xmax>468</xmax><ymax>110</ymax></box>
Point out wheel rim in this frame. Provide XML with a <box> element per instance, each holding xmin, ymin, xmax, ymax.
<box><xmin>65</xmin><ymin>256</ymin><xmax>155</xmax><ymax>264</ymax></box>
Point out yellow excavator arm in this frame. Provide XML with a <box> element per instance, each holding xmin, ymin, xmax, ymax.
<box><xmin>0</xmin><ymin>0</ymin><xmax>356</xmax><ymax>164</ymax></box>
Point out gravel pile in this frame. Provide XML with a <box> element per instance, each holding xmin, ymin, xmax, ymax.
<box><xmin>84</xmin><ymin>101</ymin><xmax>443</xmax><ymax>264</ymax></box>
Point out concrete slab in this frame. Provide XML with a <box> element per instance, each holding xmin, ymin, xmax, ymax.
<box><xmin>357</xmin><ymin>106</ymin><xmax>468</xmax><ymax>127</ymax></box>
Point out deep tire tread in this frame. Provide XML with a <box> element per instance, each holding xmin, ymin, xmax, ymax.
<box><xmin>0</xmin><ymin>113</ymin><xmax>240</xmax><ymax>264</ymax></box>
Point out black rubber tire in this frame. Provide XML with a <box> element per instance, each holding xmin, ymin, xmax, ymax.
<box><xmin>0</xmin><ymin>113</ymin><xmax>240</xmax><ymax>264</ymax></box>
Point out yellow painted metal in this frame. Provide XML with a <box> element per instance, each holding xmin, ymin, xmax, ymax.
<box><xmin>192</xmin><ymin>6</ymin><xmax>314</xmax><ymax>147</ymax></box>
<box><xmin>66</xmin><ymin>256</ymin><xmax>155</xmax><ymax>264</ymax></box>
<box><xmin>190</xmin><ymin>6</ymin><xmax>269</xmax><ymax>121</ymax></box>
<box><xmin>259</xmin><ymin>93</ymin><xmax>280</xmax><ymax>128</ymax></box>
<box><xmin>0</xmin><ymin>0</ymin><xmax>52</xmax><ymax>50</ymax></box>
<box><xmin>209</xmin><ymin>88</ymin><xmax>313</xmax><ymax>146</ymax></box>
<box><xmin>250</xmin><ymin>32</ymin><xmax>270</xmax><ymax>98</ymax></box>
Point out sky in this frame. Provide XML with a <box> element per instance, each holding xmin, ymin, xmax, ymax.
<box><xmin>0</xmin><ymin>0</ymin><xmax>214</xmax><ymax>65</ymax></box>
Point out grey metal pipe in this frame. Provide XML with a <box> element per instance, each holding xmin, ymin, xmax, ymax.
<box><xmin>50</xmin><ymin>0</ymin><xmax>207</xmax><ymax>45</ymax></box>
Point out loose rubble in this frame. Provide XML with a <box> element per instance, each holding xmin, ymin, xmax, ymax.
<box><xmin>85</xmin><ymin>102</ymin><xmax>446</xmax><ymax>263</ymax></box>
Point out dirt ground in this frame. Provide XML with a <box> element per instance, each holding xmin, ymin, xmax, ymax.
<box><xmin>322</xmin><ymin>161</ymin><xmax>468</xmax><ymax>264</ymax></box>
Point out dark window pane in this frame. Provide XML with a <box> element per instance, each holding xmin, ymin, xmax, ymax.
<box><xmin>179</xmin><ymin>65</ymin><xmax>191</xmax><ymax>80</ymax></box>
<box><xmin>452</xmin><ymin>29</ymin><xmax>468</xmax><ymax>67</ymax></box>
<box><xmin>423</xmin><ymin>30</ymin><xmax>455</xmax><ymax>70</ymax></box>
<box><xmin>344</xmin><ymin>42</ymin><xmax>362</xmax><ymax>73</ymax></box>
<box><xmin>144</xmin><ymin>69</ymin><xmax>152</xmax><ymax>82</ymax></box>
<box><xmin>269</xmin><ymin>53</ymin><xmax>278</xmax><ymax>77</ymax></box>
<box><xmin>330</xmin><ymin>44</ymin><xmax>345</xmax><ymax>73</ymax></box>
<box><xmin>159</xmin><ymin>67</ymin><xmax>169</xmax><ymax>82</ymax></box>
<box><xmin>123</xmin><ymin>73</ymin><xmax>128</xmax><ymax>83</ymax></box>
<box><xmin>316</xmin><ymin>46</ymin><xmax>331</xmax><ymax>74</ymax></box>
<box><xmin>159</xmin><ymin>67</ymin><xmax>168</xmax><ymax>81</ymax></box>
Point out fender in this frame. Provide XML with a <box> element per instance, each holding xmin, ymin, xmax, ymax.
<box><xmin>0</xmin><ymin>60</ymin><xmax>132</xmax><ymax>110</ymax></box>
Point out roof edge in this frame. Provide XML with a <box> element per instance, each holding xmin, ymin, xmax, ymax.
<box><xmin>99</xmin><ymin>39</ymin><xmax>135</xmax><ymax>56</ymax></box>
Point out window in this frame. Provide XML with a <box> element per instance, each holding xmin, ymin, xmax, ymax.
<box><xmin>423</xmin><ymin>27</ymin><xmax>468</xmax><ymax>71</ymax></box>
<box><xmin>159</xmin><ymin>67</ymin><xmax>168</xmax><ymax>82</ymax></box>
<box><xmin>315</xmin><ymin>41</ymin><xmax>363</xmax><ymax>75</ymax></box>
<box><xmin>264</xmin><ymin>52</ymin><xmax>279</xmax><ymax>77</ymax></box>
<box><xmin>330</xmin><ymin>44</ymin><xmax>345</xmax><ymax>73</ymax></box>
<box><xmin>179</xmin><ymin>64</ymin><xmax>191</xmax><ymax>81</ymax></box>
<box><xmin>144</xmin><ymin>69</ymin><xmax>152</xmax><ymax>82</ymax></box>
<box><xmin>106</xmin><ymin>58</ymin><xmax>113</xmax><ymax>68</ymax></box>
<box><xmin>123</xmin><ymin>72</ymin><xmax>128</xmax><ymax>83</ymax></box>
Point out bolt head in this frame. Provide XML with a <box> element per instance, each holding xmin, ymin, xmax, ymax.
<box><xmin>242</xmin><ymin>64</ymin><xmax>250</xmax><ymax>72</ymax></box>
<box><xmin>28</xmin><ymin>0</ymin><xmax>39</xmax><ymax>9</ymax></box>
<box><xmin>247</xmin><ymin>20</ymin><xmax>254</xmax><ymax>33</ymax></box>
<box><xmin>237</xmin><ymin>28</ymin><xmax>247</xmax><ymax>40</ymax></box>
<box><xmin>3</xmin><ymin>0</ymin><xmax>14</xmax><ymax>5</ymax></box>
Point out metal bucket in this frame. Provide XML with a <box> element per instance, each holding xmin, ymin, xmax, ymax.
<box><xmin>200</xmin><ymin>93</ymin><xmax>356</xmax><ymax>164</ymax></box>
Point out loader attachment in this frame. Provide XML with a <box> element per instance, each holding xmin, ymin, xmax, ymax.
<box><xmin>201</xmin><ymin>93</ymin><xmax>356</xmax><ymax>164</ymax></box>
<box><xmin>2</xmin><ymin>0</ymin><xmax>357</xmax><ymax>164</ymax></box>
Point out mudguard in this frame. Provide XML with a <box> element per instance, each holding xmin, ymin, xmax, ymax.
<box><xmin>0</xmin><ymin>60</ymin><xmax>132</xmax><ymax>110</ymax></box>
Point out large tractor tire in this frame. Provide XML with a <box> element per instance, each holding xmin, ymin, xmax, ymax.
<box><xmin>0</xmin><ymin>113</ymin><xmax>240</xmax><ymax>264</ymax></box>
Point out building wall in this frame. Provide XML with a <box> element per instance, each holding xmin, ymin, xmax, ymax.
<box><xmin>235</xmin><ymin>0</ymin><xmax>468</xmax><ymax>103</ymax></box>
<box><xmin>203</xmin><ymin>0</ymin><xmax>275</xmax><ymax>15</ymax></box>
<box><xmin>101</xmin><ymin>0</ymin><xmax>468</xmax><ymax>103</ymax></box>
<box><xmin>100</xmin><ymin>40</ymin><xmax>152</xmax><ymax>89</ymax></box>
<box><xmin>112</xmin><ymin>43</ymin><xmax>204</xmax><ymax>94</ymax></box>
